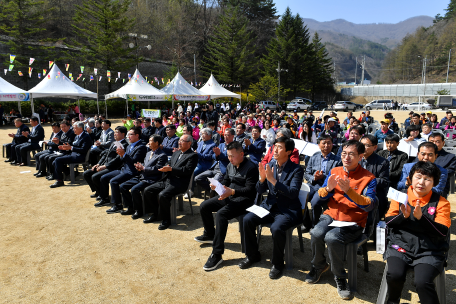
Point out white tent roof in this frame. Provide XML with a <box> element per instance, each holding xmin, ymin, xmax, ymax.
<box><xmin>199</xmin><ymin>74</ymin><xmax>241</xmax><ymax>99</ymax></box>
<box><xmin>28</xmin><ymin>64</ymin><xmax>97</xmax><ymax>99</ymax></box>
<box><xmin>0</xmin><ymin>76</ymin><xmax>29</xmax><ymax>101</ymax></box>
<box><xmin>105</xmin><ymin>69</ymin><xmax>166</xmax><ymax>101</ymax></box>
<box><xmin>160</xmin><ymin>72</ymin><xmax>210</xmax><ymax>101</ymax></box>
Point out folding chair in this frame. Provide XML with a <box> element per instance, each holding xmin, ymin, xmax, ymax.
<box><xmin>170</xmin><ymin>173</ymin><xmax>194</xmax><ymax>225</ymax></box>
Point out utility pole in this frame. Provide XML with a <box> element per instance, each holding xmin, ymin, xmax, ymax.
<box><xmin>276</xmin><ymin>62</ymin><xmax>288</xmax><ymax>103</ymax></box>
<box><xmin>354</xmin><ymin>57</ymin><xmax>358</xmax><ymax>84</ymax></box>
<box><xmin>447</xmin><ymin>49</ymin><xmax>452</xmax><ymax>83</ymax></box>
<box><xmin>361</xmin><ymin>56</ymin><xmax>365</xmax><ymax>85</ymax></box>
<box><xmin>194</xmin><ymin>54</ymin><xmax>197</xmax><ymax>86</ymax></box>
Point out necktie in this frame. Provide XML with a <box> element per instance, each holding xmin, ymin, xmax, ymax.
<box><xmin>149</xmin><ymin>151</ymin><xmax>154</xmax><ymax>159</ymax></box>
<box><xmin>387</xmin><ymin>154</ymin><xmax>393</xmax><ymax>161</ymax></box>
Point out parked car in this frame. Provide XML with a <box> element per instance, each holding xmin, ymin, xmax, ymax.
<box><xmin>436</xmin><ymin>96</ymin><xmax>456</xmax><ymax>110</ymax></box>
<box><xmin>311</xmin><ymin>101</ymin><xmax>327</xmax><ymax>110</ymax></box>
<box><xmin>403</xmin><ymin>102</ymin><xmax>434</xmax><ymax>111</ymax></box>
<box><xmin>287</xmin><ymin>98</ymin><xmax>311</xmax><ymax>112</ymax></box>
<box><xmin>334</xmin><ymin>101</ymin><xmax>356</xmax><ymax>112</ymax></box>
<box><xmin>258</xmin><ymin>100</ymin><xmax>278</xmax><ymax>110</ymax></box>
<box><xmin>351</xmin><ymin>102</ymin><xmax>364</xmax><ymax>110</ymax></box>
<box><xmin>365</xmin><ymin>99</ymin><xmax>393</xmax><ymax>110</ymax></box>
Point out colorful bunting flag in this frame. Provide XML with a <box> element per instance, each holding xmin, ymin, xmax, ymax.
<box><xmin>115</xmin><ymin>78</ymin><xmax>118</xmax><ymax>82</ymax></box>
<box><xmin>108</xmin><ymin>77</ymin><xmax>111</xmax><ymax>82</ymax></box>
<box><xmin>123</xmin><ymin>79</ymin><xmax>125</xmax><ymax>83</ymax></box>
<box><xmin>18</xmin><ymin>71</ymin><xmax>23</xmax><ymax>76</ymax></box>
<box><xmin>65</xmin><ymin>64</ymin><xmax>69</xmax><ymax>71</ymax></box>
<box><xmin>4</xmin><ymin>69</ymin><xmax>7</xmax><ymax>75</ymax></box>
<box><xmin>107</xmin><ymin>70</ymin><xmax>111</xmax><ymax>77</ymax></box>
<box><xmin>94</xmin><ymin>68</ymin><xmax>98</xmax><ymax>76</ymax></box>
<box><xmin>47</xmin><ymin>74</ymin><xmax>51</xmax><ymax>79</ymax></box>
<box><xmin>49</xmin><ymin>61</ymin><xmax>54</xmax><ymax>69</ymax></box>
<box><xmin>90</xmin><ymin>75</ymin><xmax>94</xmax><ymax>81</ymax></box>
<box><xmin>58</xmin><ymin>71</ymin><xmax>61</xmax><ymax>76</ymax></box>
<box><xmin>81</xmin><ymin>66</ymin><xmax>84</xmax><ymax>73</ymax></box>
<box><xmin>145</xmin><ymin>76</ymin><xmax>148</xmax><ymax>82</ymax></box>
<box><xmin>128</xmin><ymin>73</ymin><xmax>131</xmax><ymax>79</ymax></box>
<box><xmin>82</xmin><ymin>78</ymin><xmax>85</xmax><ymax>81</ymax></box>
<box><xmin>8</xmin><ymin>65</ymin><xmax>13</xmax><ymax>71</ymax></box>
<box><xmin>161</xmin><ymin>78</ymin><xmax>164</xmax><ymax>84</ymax></box>
<box><xmin>29</xmin><ymin>58</ymin><xmax>35</xmax><ymax>65</ymax></box>
<box><xmin>43</xmin><ymin>69</ymin><xmax>47</xmax><ymax>75</ymax></box>
<box><xmin>38</xmin><ymin>73</ymin><xmax>41</xmax><ymax>79</ymax></box>
<box><xmin>99</xmin><ymin>76</ymin><xmax>102</xmax><ymax>81</ymax></box>
<box><xmin>28</xmin><ymin>67</ymin><xmax>33</xmax><ymax>77</ymax></box>
<box><xmin>118</xmin><ymin>72</ymin><xmax>120</xmax><ymax>78</ymax></box>
<box><xmin>10</xmin><ymin>55</ymin><xmax>16</xmax><ymax>64</ymax></box>
<box><xmin>69</xmin><ymin>73</ymin><xmax>72</xmax><ymax>78</ymax></box>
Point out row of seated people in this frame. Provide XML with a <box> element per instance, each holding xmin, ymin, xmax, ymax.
<box><xmin>5</xmin><ymin>119</ymin><xmax>452</xmax><ymax>302</ymax></box>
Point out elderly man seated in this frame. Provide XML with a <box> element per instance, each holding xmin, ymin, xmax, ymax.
<box><xmin>88</xmin><ymin>119</ymin><xmax>114</xmax><ymax>165</ymax></box>
<box><xmin>305</xmin><ymin>140</ymin><xmax>377</xmax><ymax>300</ymax></box>
<box><xmin>13</xmin><ymin>116</ymin><xmax>45</xmax><ymax>166</ymax></box>
<box><xmin>4</xmin><ymin>118</ymin><xmax>30</xmax><ymax>163</ymax></box>
<box><xmin>189</xmin><ymin>127</ymin><xmax>216</xmax><ymax>196</ymax></box>
<box><xmin>161</xmin><ymin>125</ymin><xmax>179</xmax><ymax>157</ymax></box>
<box><xmin>243</xmin><ymin>126</ymin><xmax>266</xmax><ymax>165</ymax></box>
<box><xmin>34</xmin><ymin>122</ymin><xmax>63</xmax><ymax>177</ymax></box>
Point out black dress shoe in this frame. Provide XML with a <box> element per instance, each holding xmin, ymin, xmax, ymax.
<box><xmin>96</xmin><ymin>196</ymin><xmax>102</xmax><ymax>200</ymax></box>
<box><xmin>120</xmin><ymin>208</ymin><xmax>134</xmax><ymax>215</ymax></box>
<box><xmin>10</xmin><ymin>161</ymin><xmax>17</xmax><ymax>165</ymax></box>
<box><xmin>269</xmin><ymin>265</ymin><xmax>283</xmax><ymax>280</ymax></box>
<box><xmin>4</xmin><ymin>159</ymin><xmax>11</xmax><ymax>163</ymax></box>
<box><xmin>90</xmin><ymin>193</ymin><xmax>99</xmax><ymax>198</ymax></box>
<box><xmin>131</xmin><ymin>211</ymin><xmax>143</xmax><ymax>219</ymax></box>
<box><xmin>143</xmin><ymin>214</ymin><xmax>158</xmax><ymax>223</ymax></box>
<box><xmin>50</xmin><ymin>181</ymin><xmax>65</xmax><ymax>188</ymax></box>
<box><xmin>36</xmin><ymin>172</ymin><xmax>47</xmax><ymax>178</ymax></box>
<box><xmin>238</xmin><ymin>254</ymin><xmax>261</xmax><ymax>269</ymax></box>
<box><xmin>46</xmin><ymin>175</ymin><xmax>55</xmax><ymax>180</ymax></box>
<box><xmin>34</xmin><ymin>171</ymin><xmax>41</xmax><ymax>176</ymax></box>
<box><xmin>106</xmin><ymin>205</ymin><xmax>123</xmax><ymax>214</ymax></box>
<box><xmin>158</xmin><ymin>221</ymin><xmax>171</xmax><ymax>230</ymax></box>
<box><xmin>94</xmin><ymin>199</ymin><xmax>110</xmax><ymax>207</ymax></box>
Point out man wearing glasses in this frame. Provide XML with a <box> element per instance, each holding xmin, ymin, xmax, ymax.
<box><xmin>142</xmin><ymin>134</ymin><xmax>198</xmax><ymax>230</ymax></box>
<box><xmin>305</xmin><ymin>140</ymin><xmax>377</xmax><ymax>300</ymax></box>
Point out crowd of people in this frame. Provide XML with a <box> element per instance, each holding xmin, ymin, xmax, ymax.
<box><xmin>3</xmin><ymin>101</ymin><xmax>453</xmax><ymax>303</ymax></box>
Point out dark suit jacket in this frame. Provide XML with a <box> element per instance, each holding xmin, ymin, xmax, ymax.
<box><xmin>161</xmin><ymin>149</ymin><xmax>198</xmax><ymax>189</ymax></box>
<box><xmin>100</xmin><ymin>139</ymin><xmax>129</xmax><ymax>169</ymax></box>
<box><xmin>257</xmin><ymin>159</ymin><xmax>305</xmax><ymax>222</ymax></box>
<box><xmin>304</xmin><ymin>152</ymin><xmax>342</xmax><ymax>188</ymax></box>
<box><xmin>162</xmin><ymin>135</ymin><xmax>179</xmax><ymax>156</ymax></box>
<box><xmin>27</xmin><ymin>124</ymin><xmax>45</xmax><ymax>143</ymax></box>
<box><xmin>70</xmin><ymin>132</ymin><xmax>92</xmax><ymax>158</ymax></box>
<box><xmin>140</xmin><ymin>148</ymin><xmax>167</xmax><ymax>182</ymax></box>
<box><xmin>120</xmin><ymin>141</ymin><xmax>148</xmax><ymax>176</ymax></box>
<box><xmin>89</xmin><ymin>127</ymin><xmax>102</xmax><ymax>143</ymax></box>
<box><xmin>377</xmin><ymin>149</ymin><xmax>408</xmax><ymax>186</ymax></box>
<box><xmin>59</xmin><ymin>129</ymin><xmax>76</xmax><ymax>154</ymax></box>
<box><xmin>46</xmin><ymin>130</ymin><xmax>63</xmax><ymax>152</ymax></box>
<box><xmin>154</xmin><ymin>125</ymin><xmax>166</xmax><ymax>138</ymax></box>
<box><xmin>141</xmin><ymin>126</ymin><xmax>154</xmax><ymax>144</ymax></box>
<box><xmin>244</xmin><ymin>137</ymin><xmax>266</xmax><ymax>165</ymax></box>
<box><xmin>12</xmin><ymin>124</ymin><xmax>30</xmax><ymax>145</ymax></box>
<box><xmin>363</xmin><ymin>152</ymin><xmax>390</xmax><ymax>216</ymax></box>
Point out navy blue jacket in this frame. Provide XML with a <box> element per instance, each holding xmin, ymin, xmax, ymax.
<box><xmin>120</xmin><ymin>141</ymin><xmax>147</xmax><ymax>176</ymax></box>
<box><xmin>211</xmin><ymin>142</ymin><xmax>230</xmax><ymax>175</ymax></box>
<box><xmin>244</xmin><ymin>137</ymin><xmax>266</xmax><ymax>165</ymax></box>
<box><xmin>70</xmin><ymin>132</ymin><xmax>92</xmax><ymax>158</ymax></box>
<box><xmin>257</xmin><ymin>159</ymin><xmax>305</xmax><ymax>222</ymax></box>
<box><xmin>162</xmin><ymin>135</ymin><xmax>179</xmax><ymax>156</ymax></box>
<box><xmin>13</xmin><ymin>123</ymin><xmax>30</xmax><ymax>145</ymax></box>
<box><xmin>140</xmin><ymin>148</ymin><xmax>167</xmax><ymax>182</ymax></box>
<box><xmin>27</xmin><ymin>124</ymin><xmax>45</xmax><ymax>144</ymax></box>
<box><xmin>196</xmin><ymin>139</ymin><xmax>216</xmax><ymax>168</ymax></box>
<box><xmin>46</xmin><ymin>130</ymin><xmax>63</xmax><ymax>152</ymax></box>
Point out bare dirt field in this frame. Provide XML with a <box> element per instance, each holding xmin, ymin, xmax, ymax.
<box><xmin>0</xmin><ymin>109</ymin><xmax>455</xmax><ymax>304</ymax></box>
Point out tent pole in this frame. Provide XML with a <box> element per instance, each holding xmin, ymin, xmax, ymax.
<box><xmin>97</xmin><ymin>78</ymin><xmax>100</xmax><ymax>115</ymax></box>
<box><xmin>31</xmin><ymin>95</ymin><xmax>34</xmax><ymax>114</ymax></box>
<box><xmin>105</xmin><ymin>99</ymin><xmax>108</xmax><ymax>119</ymax></box>
<box><xmin>78</xmin><ymin>99</ymin><xmax>80</xmax><ymax>117</ymax></box>
<box><xmin>18</xmin><ymin>100</ymin><xmax>22</xmax><ymax>115</ymax></box>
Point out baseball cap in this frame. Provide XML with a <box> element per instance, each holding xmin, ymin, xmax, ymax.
<box><xmin>328</xmin><ymin>118</ymin><xmax>337</xmax><ymax>122</ymax></box>
<box><xmin>381</xmin><ymin>119</ymin><xmax>390</xmax><ymax>124</ymax></box>
<box><xmin>426</xmin><ymin>111</ymin><xmax>432</xmax><ymax>114</ymax></box>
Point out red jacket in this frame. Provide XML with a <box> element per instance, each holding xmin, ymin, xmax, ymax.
<box><xmin>261</xmin><ymin>146</ymin><xmax>300</xmax><ymax>166</ymax></box>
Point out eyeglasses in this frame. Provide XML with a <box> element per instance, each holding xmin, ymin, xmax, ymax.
<box><xmin>340</xmin><ymin>152</ymin><xmax>358</xmax><ymax>158</ymax></box>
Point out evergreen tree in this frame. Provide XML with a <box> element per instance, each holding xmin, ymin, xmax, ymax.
<box><xmin>0</xmin><ymin>0</ymin><xmax>54</xmax><ymax>90</ymax></box>
<box><xmin>201</xmin><ymin>5</ymin><xmax>257</xmax><ymax>87</ymax></box>
<box><xmin>445</xmin><ymin>0</ymin><xmax>456</xmax><ymax>19</ymax></box>
<box><xmin>261</xmin><ymin>7</ymin><xmax>312</xmax><ymax>98</ymax></box>
<box><xmin>71</xmin><ymin>0</ymin><xmax>137</xmax><ymax>93</ymax></box>
<box><xmin>308</xmin><ymin>32</ymin><xmax>334</xmax><ymax>101</ymax></box>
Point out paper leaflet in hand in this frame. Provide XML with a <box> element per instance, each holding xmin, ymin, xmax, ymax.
<box><xmin>208</xmin><ymin>177</ymin><xmax>228</xmax><ymax>196</ymax></box>
<box><xmin>114</xmin><ymin>141</ymin><xmax>124</xmax><ymax>150</ymax></box>
<box><xmin>328</xmin><ymin>220</ymin><xmax>357</xmax><ymax>227</ymax></box>
<box><xmin>387</xmin><ymin>187</ymin><xmax>408</xmax><ymax>205</ymax></box>
<box><xmin>246</xmin><ymin>205</ymin><xmax>270</xmax><ymax>218</ymax></box>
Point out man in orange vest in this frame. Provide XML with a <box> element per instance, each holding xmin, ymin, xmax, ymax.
<box><xmin>305</xmin><ymin>140</ymin><xmax>377</xmax><ymax>300</ymax></box>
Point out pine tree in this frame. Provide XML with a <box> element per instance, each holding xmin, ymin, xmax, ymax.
<box><xmin>201</xmin><ymin>5</ymin><xmax>257</xmax><ymax>87</ymax></box>
<box><xmin>445</xmin><ymin>0</ymin><xmax>456</xmax><ymax>19</ymax></box>
<box><xmin>261</xmin><ymin>7</ymin><xmax>312</xmax><ymax>98</ymax></box>
<box><xmin>0</xmin><ymin>0</ymin><xmax>54</xmax><ymax>90</ymax></box>
<box><xmin>71</xmin><ymin>0</ymin><xmax>137</xmax><ymax>93</ymax></box>
<box><xmin>308</xmin><ymin>32</ymin><xmax>334</xmax><ymax>101</ymax></box>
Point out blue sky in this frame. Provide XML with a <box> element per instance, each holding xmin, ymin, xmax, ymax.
<box><xmin>275</xmin><ymin>0</ymin><xmax>449</xmax><ymax>24</ymax></box>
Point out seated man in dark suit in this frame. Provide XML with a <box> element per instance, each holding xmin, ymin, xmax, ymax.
<box><xmin>86</xmin><ymin>118</ymin><xmax>102</xmax><ymax>143</ymax></box>
<box><xmin>161</xmin><ymin>125</ymin><xmax>179</xmax><ymax>157</ymax></box>
<box><xmin>243</xmin><ymin>126</ymin><xmax>266</xmax><ymax>165</ymax></box>
<box><xmin>195</xmin><ymin>128</ymin><xmax>234</xmax><ymax>191</ymax></box>
<box><xmin>119</xmin><ymin>135</ymin><xmax>167</xmax><ymax>217</ymax></box>
<box><xmin>88</xmin><ymin>119</ymin><xmax>114</xmax><ymax>166</ymax></box>
<box><xmin>45</xmin><ymin>121</ymin><xmax>75</xmax><ymax>180</ymax></box>
<box><xmin>140</xmin><ymin>118</ymin><xmax>155</xmax><ymax>145</ymax></box>
<box><xmin>304</xmin><ymin>134</ymin><xmax>342</xmax><ymax>227</ymax></box>
<box><xmin>34</xmin><ymin>123</ymin><xmax>63</xmax><ymax>177</ymax></box>
<box><xmin>50</xmin><ymin>122</ymin><xmax>92</xmax><ymax>188</ymax></box>
<box><xmin>4</xmin><ymin>118</ymin><xmax>30</xmax><ymax>163</ymax></box>
<box><xmin>377</xmin><ymin>134</ymin><xmax>408</xmax><ymax>188</ymax></box>
<box><xmin>14</xmin><ymin>116</ymin><xmax>45</xmax><ymax>166</ymax></box>
<box><xmin>195</xmin><ymin>141</ymin><xmax>259</xmax><ymax>271</ymax></box>
<box><xmin>429</xmin><ymin>132</ymin><xmax>456</xmax><ymax>196</ymax></box>
<box><xmin>97</xmin><ymin>127</ymin><xmax>147</xmax><ymax>213</ymax></box>
<box><xmin>360</xmin><ymin>134</ymin><xmax>390</xmax><ymax>219</ymax></box>
<box><xmin>83</xmin><ymin>126</ymin><xmax>128</xmax><ymax>200</ymax></box>
<box><xmin>234</xmin><ymin>123</ymin><xmax>251</xmax><ymax>143</ymax></box>
<box><xmin>142</xmin><ymin>134</ymin><xmax>198</xmax><ymax>230</ymax></box>
<box><xmin>190</xmin><ymin>128</ymin><xmax>217</xmax><ymax>195</ymax></box>
<box><xmin>240</xmin><ymin>137</ymin><xmax>305</xmax><ymax>279</ymax></box>
<box><xmin>153</xmin><ymin>117</ymin><xmax>167</xmax><ymax>138</ymax></box>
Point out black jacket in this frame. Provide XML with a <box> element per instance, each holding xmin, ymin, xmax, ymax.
<box><xmin>100</xmin><ymin>139</ymin><xmax>129</xmax><ymax>169</ymax></box>
<box><xmin>27</xmin><ymin>124</ymin><xmax>45</xmax><ymax>144</ymax></box>
<box><xmin>161</xmin><ymin>149</ymin><xmax>198</xmax><ymax>190</ymax></box>
<box><xmin>141</xmin><ymin>126</ymin><xmax>155</xmax><ymax>144</ymax></box>
<box><xmin>12</xmin><ymin>123</ymin><xmax>30</xmax><ymax>145</ymax></box>
<box><xmin>46</xmin><ymin>130</ymin><xmax>63</xmax><ymax>152</ymax></box>
<box><xmin>435</xmin><ymin>148</ymin><xmax>456</xmax><ymax>196</ymax></box>
<box><xmin>377</xmin><ymin>149</ymin><xmax>408</xmax><ymax>187</ymax></box>
<box><xmin>362</xmin><ymin>152</ymin><xmax>390</xmax><ymax>217</ymax></box>
<box><xmin>221</xmin><ymin>157</ymin><xmax>259</xmax><ymax>205</ymax></box>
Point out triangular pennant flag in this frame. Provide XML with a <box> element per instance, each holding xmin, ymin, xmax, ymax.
<box><xmin>123</xmin><ymin>79</ymin><xmax>125</xmax><ymax>83</ymax></box>
<box><xmin>29</xmin><ymin>58</ymin><xmax>35</xmax><ymax>65</ymax></box>
<box><xmin>94</xmin><ymin>68</ymin><xmax>98</xmax><ymax>76</ymax></box>
<box><xmin>43</xmin><ymin>69</ymin><xmax>47</xmax><ymax>75</ymax></box>
<box><xmin>128</xmin><ymin>73</ymin><xmax>131</xmax><ymax>79</ymax></box>
<box><xmin>28</xmin><ymin>67</ymin><xmax>33</xmax><ymax>77</ymax></box>
<box><xmin>49</xmin><ymin>61</ymin><xmax>54</xmax><ymax>69</ymax></box>
<box><xmin>8</xmin><ymin>65</ymin><xmax>13</xmax><ymax>72</ymax></box>
<box><xmin>80</xmin><ymin>66</ymin><xmax>84</xmax><ymax>73</ymax></box>
<box><xmin>108</xmin><ymin>77</ymin><xmax>111</xmax><ymax>82</ymax></box>
<box><xmin>82</xmin><ymin>77</ymin><xmax>85</xmax><ymax>81</ymax></box>
<box><xmin>99</xmin><ymin>76</ymin><xmax>102</xmax><ymax>81</ymax></box>
<box><xmin>118</xmin><ymin>72</ymin><xmax>120</xmax><ymax>78</ymax></box>
<box><xmin>115</xmin><ymin>78</ymin><xmax>118</xmax><ymax>82</ymax></box>
<box><xmin>65</xmin><ymin>64</ymin><xmax>69</xmax><ymax>71</ymax></box>
<box><xmin>4</xmin><ymin>69</ymin><xmax>7</xmax><ymax>75</ymax></box>
<box><xmin>69</xmin><ymin>73</ymin><xmax>72</xmax><ymax>78</ymax></box>
<box><xmin>18</xmin><ymin>71</ymin><xmax>23</xmax><ymax>76</ymax></box>
<box><xmin>58</xmin><ymin>71</ymin><xmax>61</xmax><ymax>76</ymax></box>
<box><xmin>90</xmin><ymin>75</ymin><xmax>93</xmax><ymax>81</ymax></box>
<box><xmin>38</xmin><ymin>73</ymin><xmax>41</xmax><ymax>79</ymax></box>
<box><xmin>107</xmin><ymin>70</ymin><xmax>111</xmax><ymax>77</ymax></box>
<box><xmin>161</xmin><ymin>78</ymin><xmax>164</xmax><ymax>84</ymax></box>
<box><xmin>10</xmin><ymin>55</ymin><xmax>16</xmax><ymax>64</ymax></box>
<box><xmin>47</xmin><ymin>74</ymin><xmax>51</xmax><ymax>79</ymax></box>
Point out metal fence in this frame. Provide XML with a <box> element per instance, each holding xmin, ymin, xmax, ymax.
<box><xmin>352</xmin><ymin>83</ymin><xmax>456</xmax><ymax>96</ymax></box>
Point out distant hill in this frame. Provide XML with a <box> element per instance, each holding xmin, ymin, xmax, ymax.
<box><xmin>303</xmin><ymin>16</ymin><xmax>434</xmax><ymax>48</ymax></box>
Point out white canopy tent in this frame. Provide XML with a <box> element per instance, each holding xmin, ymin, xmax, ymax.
<box><xmin>199</xmin><ymin>74</ymin><xmax>241</xmax><ymax>99</ymax></box>
<box><xmin>105</xmin><ymin>69</ymin><xmax>166</xmax><ymax>112</ymax></box>
<box><xmin>28</xmin><ymin>64</ymin><xmax>97</xmax><ymax>113</ymax></box>
<box><xmin>160</xmin><ymin>72</ymin><xmax>210</xmax><ymax>107</ymax></box>
<box><xmin>0</xmin><ymin>76</ymin><xmax>30</xmax><ymax>114</ymax></box>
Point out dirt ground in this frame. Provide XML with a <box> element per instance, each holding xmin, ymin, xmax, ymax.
<box><xmin>0</xmin><ymin>109</ymin><xmax>455</xmax><ymax>304</ymax></box>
